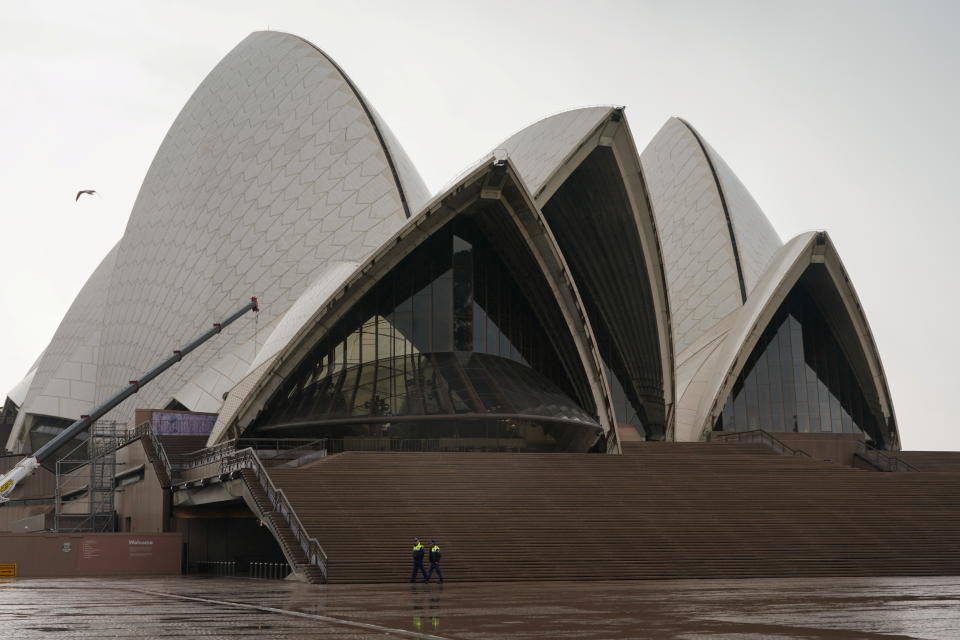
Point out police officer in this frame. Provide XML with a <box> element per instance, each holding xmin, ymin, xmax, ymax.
<box><xmin>426</xmin><ymin>540</ymin><xmax>443</xmax><ymax>583</ymax></box>
<box><xmin>410</xmin><ymin>537</ymin><xmax>428</xmax><ymax>583</ymax></box>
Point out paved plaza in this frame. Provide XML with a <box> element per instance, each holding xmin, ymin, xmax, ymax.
<box><xmin>1</xmin><ymin>575</ymin><xmax>959</xmax><ymax>639</ymax></box>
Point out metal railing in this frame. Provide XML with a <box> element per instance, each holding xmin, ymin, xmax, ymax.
<box><xmin>54</xmin><ymin>419</ymin><xmax>120</xmax><ymax>533</ymax></box>
<box><xmin>713</xmin><ymin>430</ymin><xmax>811</xmax><ymax>457</ymax></box>
<box><xmin>176</xmin><ymin>439</ymin><xmax>237</xmax><ymax>469</ymax></box>
<box><xmin>125</xmin><ymin>422</ymin><xmax>175</xmax><ymax>485</ymax></box>
<box><xmin>855</xmin><ymin>440</ymin><xmax>918</xmax><ymax>472</ymax></box>
<box><xmin>120</xmin><ymin>421</ymin><xmax>231</xmax><ymax>481</ymax></box>
<box><xmin>196</xmin><ymin>561</ymin><xmax>237</xmax><ymax>576</ymax></box>
<box><xmin>276</xmin><ymin>437</ymin><xmax>535</xmax><ymax>453</ymax></box>
<box><xmin>221</xmin><ymin>447</ymin><xmax>328</xmax><ymax>582</ymax></box>
<box><xmin>237</xmin><ymin>437</ymin><xmax>325</xmax><ymax>454</ymax></box>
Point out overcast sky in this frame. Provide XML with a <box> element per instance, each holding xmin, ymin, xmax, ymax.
<box><xmin>1</xmin><ymin>1</ymin><xmax>958</xmax><ymax>450</ymax></box>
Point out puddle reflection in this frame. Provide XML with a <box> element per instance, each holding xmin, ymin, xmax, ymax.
<box><xmin>410</xmin><ymin>583</ymin><xmax>443</xmax><ymax>631</ymax></box>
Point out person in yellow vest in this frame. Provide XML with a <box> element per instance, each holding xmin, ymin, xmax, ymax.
<box><xmin>410</xmin><ymin>537</ymin><xmax>428</xmax><ymax>583</ymax></box>
<box><xmin>425</xmin><ymin>540</ymin><xmax>443</xmax><ymax>583</ymax></box>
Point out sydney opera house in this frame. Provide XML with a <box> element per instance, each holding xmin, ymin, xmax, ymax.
<box><xmin>3</xmin><ymin>31</ymin><xmax>956</xmax><ymax>583</ymax></box>
<box><xmin>2</xmin><ymin>30</ymin><xmax>899</xmax><ymax>455</ymax></box>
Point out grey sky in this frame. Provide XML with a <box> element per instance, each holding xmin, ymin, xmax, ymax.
<box><xmin>1</xmin><ymin>0</ymin><xmax>957</xmax><ymax>449</ymax></box>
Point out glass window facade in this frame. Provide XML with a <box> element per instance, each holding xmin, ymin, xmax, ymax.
<box><xmin>542</xmin><ymin>146</ymin><xmax>665</xmax><ymax>439</ymax></box>
<box><xmin>603</xmin><ymin>361</ymin><xmax>646</xmax><ymax>438</ymax></box>
<box><xmin>714</xmin><ymin>286</ymin><xmax>889</xmax><ymax>447</ymax></box>
<box><xmin>0</xmin><ymin>398</ymin><xmax>18</xmax><ymax>452</ymax></box>
<box><xmin>250</xmin><ymin>222</ymin><xmax>602</xmax><ymax>452</ymax></box>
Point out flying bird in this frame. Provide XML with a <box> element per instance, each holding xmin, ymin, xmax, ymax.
<box><xmin>75</xmin><ymin>190</ymin><xmax>97</xmax><ymax>201</ymax></box>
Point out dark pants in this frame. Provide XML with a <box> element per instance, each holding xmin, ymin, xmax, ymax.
<box><xmin>427</xmin><ymin>562</ymin><xmax>443</xmax><ymax>582</ymax></box>
<box><xmin>411</xmin><ymin>560</ymin><xmax>428</xmax><ymax>582</ymax></box>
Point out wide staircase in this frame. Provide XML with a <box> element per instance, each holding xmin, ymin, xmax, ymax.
<box><xmin>893</xmin><ymin>451</ymin><xmax>960</xmax><ymax>472</ymax></box>
<box><xmin>240</xmin><ymin>468</ymin><xmax>326</xmax><ymax>584</ymax></box>
<box><xmin>261</xmin><ymin>441</ymin><xmax>960</xmax><ymax>583</ymax></box>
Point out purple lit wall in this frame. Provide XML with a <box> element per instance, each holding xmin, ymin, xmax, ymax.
<box><xmin>150</xmin><ymin>412</ymin><xmax>215</xmax><ymax>436</ymax></box>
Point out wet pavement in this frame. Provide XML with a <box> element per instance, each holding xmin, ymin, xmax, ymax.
<box><xmin>0</xmin><ymin>575</ymin><xmax>959</xmax><ymax>639</ymax></box>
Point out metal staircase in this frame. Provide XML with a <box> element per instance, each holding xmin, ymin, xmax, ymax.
<box><xmin>54</xmin><ymin>420</ymin><xmax>121</xmax><ymax>532</ymax></box>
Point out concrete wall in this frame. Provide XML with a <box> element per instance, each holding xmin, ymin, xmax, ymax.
<box><xmin>2</xmin><ymin>439</ymin><xmax>169</xmax><ymax>533</ymax></box>
<box><xmin>1</xmin><ymin>504</ymin><xmax>52</xmax><ymax>532</ymax></box>
<box><xmin>174</xmin><ymin>507</ymin><xmax>285</xmax><ymax>571</ymax></box>
<box><xmin>0</xmin><ymin>532</ymin><xmax>181</xmax><ymax>577</ymax></box>
<box><xmin>10</xmin><ymin>510</ymin><xmax>52</xmax><ymax>533</ymax></box>
<box><xmin>0</xmin><ymin>455</ymin><xmax>56</xmax><ymax>533</ymax></box>
<box><xmin>114</xmin><ymin>439</ymin><xmax>168</xmax><ymax>533</ymax></box>
<box><xmin>0</xmin><ymin>454</ymin><xmax>56</xmax><ymax>500</ymax></box>
<box><xmin>773</xmin><ymin>433</ymin><xmax>865</xmax><ymax>466</ymax></box>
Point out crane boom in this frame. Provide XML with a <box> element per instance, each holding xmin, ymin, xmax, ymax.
<box><xmin>0</xmin><ymin>297</ymin><xmax>259</xmax><ymax>503</ymax></box>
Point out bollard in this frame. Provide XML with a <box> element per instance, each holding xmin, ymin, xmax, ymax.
<box><xmin>247</xmin><ymin>561</ymin><xmax>290</xmax><ymax>579</ymax></box>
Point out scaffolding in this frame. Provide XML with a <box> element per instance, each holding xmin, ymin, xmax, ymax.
<box><xmin>54</xmin><ymin>420</ymin><xmax>122</xmax><ymax>532</ymax></box>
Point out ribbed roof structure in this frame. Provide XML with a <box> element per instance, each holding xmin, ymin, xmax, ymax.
<box><xmin>5</xmin><ymin>31</ymin><xmax>898</xmax><ymax>453</ymax></box>
<box><xmin>6</xmin><ymin>31</ymin><xmax>427</xmax><ymax>450</ymax></box>
<box><xmin>641</xmin><ymin>119</ymin><xmax>897</xmax><ymax>447</ymax></box>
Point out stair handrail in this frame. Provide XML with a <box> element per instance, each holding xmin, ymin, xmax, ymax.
<box><xmin>128</xmin><ymin>421</ymin><xmax>175</xmax><ymax>484</ymax></box>
<box><xmin>714</xmin><ymin>429</ymin><xmax>811</xmax><ymax>458</ymax></box>
<box><xmin>221</xmin><ymin>447</ymin><xmax>328</xmax><ymax>581</ymax></box>
<box><xmin>236</xmin><ymin>437</ymin><xmax>330</xmax><ymax>459</ymax></box>
<box><xmin>273</xmin><ymin>437</ymin><xmax>329</xmax><ymax>463</ymax></box>
<box><xmin>856</xmin><ymin>440</ymin><xmax>918</xmax><ymax>472</ymax></box>
<box><xmin>176</xmin><ymin>439</ymin><xmax>238</xmax><ymax>470</ymax></box>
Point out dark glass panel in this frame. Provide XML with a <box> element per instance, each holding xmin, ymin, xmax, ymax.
<box><xmin>0</xmin><ymin>398</ymin><xmax>18</xmax><ymax>451</ymax></box>
<box><xmin>541</xmin><ymin>145</ymin><xmax>666</xmax><ymax>439</ymax></box>
<box><xmin>252</xmin><ymin>352</ymin><xmax>599</xmax><ymax>452</ymax></box>
<box><xmin>412</xmin><ymin>280</ymin><xmax>432</xmax><ymax>352</ymax></box>
<box><xmin>431</xmin><ymin>269</ymin><xmax>453</xmax><ymax>352</ymax></box>
<box><xmin>452</xmin><ymin>235</ymin><xmax>474</xmax><ymax>351</ymax></box>
<box><xmin>473</xmin><ymin>302</ymin><xmax>487</xmax><ymax>354</ymax></box>
<box><xmin>28</xmin><ymin>414</ymin><xmax>85</xmax><ymax>470</ymax></box>
<box><xmin>714</xmin><ymin>286</ymin><xmax>888</xmax><ymax>447</ymax></box>
<box><xmin>250</xmin><ymin>222</ymin><xmax>598</xmax><ymax>451</ymax></box>
<box><xmin>605</xmin><ymin>363</ymin><xmax>646</xmax><ymax>437</ymax></box>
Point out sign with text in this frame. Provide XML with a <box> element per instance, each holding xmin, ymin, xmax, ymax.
<box><xmin>0</xmin><ymin>533</ymin><xmax>181</xmax><ymax>577</ymax></box>
<box><xmin>76</xmin><ymin>535</ymin><xmax>180</xmax><ymax>573</ymax></box>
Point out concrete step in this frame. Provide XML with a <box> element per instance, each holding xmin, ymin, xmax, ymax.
<box><xmin>256</xmin><ymin>445</ymin><xmax>960</xmax><ymax>583</ymax></box>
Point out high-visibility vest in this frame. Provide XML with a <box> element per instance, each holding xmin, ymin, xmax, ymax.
<box><xmin>431</xmin><ymin>545</ymin><xmax>440</xmax><ymax>553</ymax></box>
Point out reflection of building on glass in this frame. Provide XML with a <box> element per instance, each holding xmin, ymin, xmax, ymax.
<box><xmin>250</xmin><ymin>226</ymin><xmax>602</xmax><ymax>452</ymax></box>
<box><xmin>714</xmin><ymin>275</ymin><xmax>893</xmax><ymax>448</ymax></box>
<box><xmin>430</xmin><ymin>587</ymin><xmax>442</xmax><ymax>629</ymax></box>
<box><xmin>409</xmin><ymin>584</ymin><xmax>442</xmax><ymax>630</ymax></box>
<box><xmin>411</xmin><ymin>585</ymin><xmax>425</xmax><ymax>630</ymax></box>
